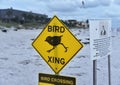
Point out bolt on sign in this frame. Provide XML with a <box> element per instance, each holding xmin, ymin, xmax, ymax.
<box><xmin>39</xmin><ymin>73</ymin><xmax>76</xmax><ymax>85</ymax></box>
<box><xmin>32</xmin><ymin>15</ymin><xmax>83</xmax><ymax>74</ymax></box>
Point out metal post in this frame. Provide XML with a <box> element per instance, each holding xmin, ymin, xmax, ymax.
<box><xmin>108</xmin><ymin>55</ymin><xmax>111</xmax><ymax>85</ymax></box>
<box><xmin>93</xmin><ymin>60</ymin><xmax>97</xmax><ymax>85</ymax></box>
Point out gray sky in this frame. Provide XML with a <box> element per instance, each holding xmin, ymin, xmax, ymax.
<box><xmin>0</xmin><ymin>0</ymin><xmax>120</xmax><ymax>27</ymax></box>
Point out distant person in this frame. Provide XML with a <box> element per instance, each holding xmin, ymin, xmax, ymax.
<box><xmin>82</xmin><ymin>0</ymin><xmax>85</xmax><ymax>8</ymax></box>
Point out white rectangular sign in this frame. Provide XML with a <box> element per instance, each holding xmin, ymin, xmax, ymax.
<box><xmin>89</xmin><ymin>19</ymin><xmax>112</xmax><ymax>60</ymax></box>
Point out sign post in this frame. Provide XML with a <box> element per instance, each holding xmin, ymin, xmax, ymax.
<box><xmin>108</xmin><ymin>55</ymin><xmax>111</xmax><ymax>85</ymax></box>
<box><xmin>89</xmin><ymin>19</ymin><xmax>112</xmax><ymax>85</ymax></box>
<box><xmin>93</xmin><ymin>60</ymin><xmax>97</xmax><ymax>85</ymax></box>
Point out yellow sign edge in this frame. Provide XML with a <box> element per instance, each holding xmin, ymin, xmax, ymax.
<box><xmin>32</xmin><ymin>15</ymin><xmax>84</xmax><ymax>74</ymax></box>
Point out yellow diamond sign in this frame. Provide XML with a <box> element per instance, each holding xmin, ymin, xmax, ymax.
<box><xmin>32</xmin><ymin>16</ymin><xmax>83</xmax><ymax>74</ymax></box>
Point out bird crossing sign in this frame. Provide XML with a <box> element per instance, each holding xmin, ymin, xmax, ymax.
<box><xmin>32</xmin><ymin>15</ymin><xmax>83</xmax><ymax>74</ymax></box>
<box><xmin>39</xmin><ymin>73</ymin><xmax>76</xmax><ymax>85</ymax></box>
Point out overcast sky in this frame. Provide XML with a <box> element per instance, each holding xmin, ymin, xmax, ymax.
<box><xmin>0</xmin><ymin>0</ymin><xmax>120</xmax><ymax>28</ymax></box>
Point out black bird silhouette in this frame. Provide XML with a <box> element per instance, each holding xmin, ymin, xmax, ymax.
<box><xmin>45</xmin><ymin>35</ymin><xmax>68</xmax><ymax>53</ymax></box>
